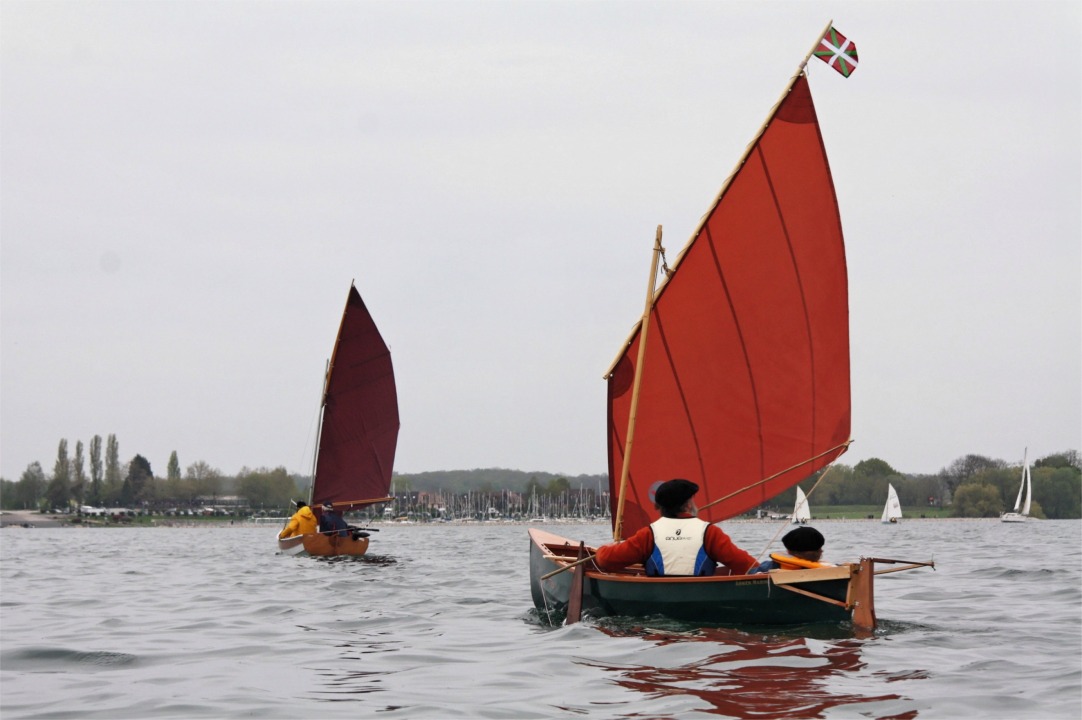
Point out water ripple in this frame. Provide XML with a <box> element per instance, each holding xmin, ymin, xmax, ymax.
<box><xmin>1</xmin><ymin>521</ymin><xmax>1079</xmax><ymax>718</ymax></box>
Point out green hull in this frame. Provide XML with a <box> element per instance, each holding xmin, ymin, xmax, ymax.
<box><xmin>530</xmin><ymin>528</ymin><xmax>859</xmax><ymax>627</ymax></box>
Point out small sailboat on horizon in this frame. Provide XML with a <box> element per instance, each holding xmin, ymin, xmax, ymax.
<box><xmin>792</xmin><ymin>486</ymin><xmax>811</xmax><ymax>524</ymax></box>
<box><xmin>1001</xmin><ymin>449</ymin><xmax>1032</xmax><ymax>523</ymax></box>
<box><xmin>881</xmin><ymin>483</ymin><xmax>902</xmax><ymax>524</ymax></box>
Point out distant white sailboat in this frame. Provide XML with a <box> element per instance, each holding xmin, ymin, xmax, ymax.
<box><xmin>1001</xmin><ymin>449</ymin><xmax>1032</xmax><ymax>523</ymax></box>
<box><xmin>881</xmin><ymin>483</ymin><xmax>902</xmax><ymax>524</ymax></box>
<box><xmin>791</xmin><ymin>486</ymin><xmax>811</xmax><ymax>524</ymax></box>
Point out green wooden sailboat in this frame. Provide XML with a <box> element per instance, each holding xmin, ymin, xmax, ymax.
<box><xmin>530</xmin><ymin>24</ymin><xmax>930</xmax><ymax>629</ymax></box>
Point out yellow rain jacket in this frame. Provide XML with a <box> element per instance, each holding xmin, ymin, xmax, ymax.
<box><xmin>278</xmin><ymin>505</ymin><xmax>317</xmax><ymax>539</ymax></box>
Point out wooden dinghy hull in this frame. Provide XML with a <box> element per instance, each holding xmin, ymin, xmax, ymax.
<box><xmin>529</xmin><ymin>528</ymin><xmax>873</xmax><ymax>628</ymax></box>
<box><xmin>277</xmin><ymin>533</ymin><xmax>370</xmax><ymax>558</ymax></box>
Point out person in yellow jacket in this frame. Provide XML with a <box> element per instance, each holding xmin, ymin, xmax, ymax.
<box><xmin>278</xmin><ymin>501</ymin><xmax>317</xmax><ymax>539</ymax></box>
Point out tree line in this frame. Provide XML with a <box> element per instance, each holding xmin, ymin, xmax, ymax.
<box><xmin>768</xmin><ymin>453</ymin><xmax>1081</xmax><ymax>520</ymax></box>
<box><xmin>387</xmin><ymin>453</ymin><xmax>1081</xmax><ymax>520</ymax></box>
<box><xmin>0</xmin><ymin>435</ymin><xmax>307</xmax><ymax>515</ymax></box>
<box><xmin>2</xmin><ymin>436</ymin><xmax>1079</xmax><ymax>520</ymax></box>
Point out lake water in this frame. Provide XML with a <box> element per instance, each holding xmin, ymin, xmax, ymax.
<box><xmin>1</xmin><ymin>519</ymin><xmax>1079</xmax><ymax>719</ymax></box>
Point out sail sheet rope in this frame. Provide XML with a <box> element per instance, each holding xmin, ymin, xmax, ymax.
<box><xmin>747</xmin><ymin>453</ymin><xmax>849</xmax><ymax>564</ymax></box>
<box><xmin>696</xmin><ymin>439</ymin><xmax>853</xmax><ymax>515</ymax></box>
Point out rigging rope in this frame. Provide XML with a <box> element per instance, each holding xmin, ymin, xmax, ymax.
<box><xmin>751</xmin><ymin>451</ymin><xmax>848</xmax><ymax>563</ymax></box>
<box><xmin>660</xmin><ymin>243</ymin><xmax>673</xmax><ymax>279</ymax></box>
<box><xmin>697</xmin><ymin>439</ymin><xmax>853</xmax><ymax>514</ymax></box>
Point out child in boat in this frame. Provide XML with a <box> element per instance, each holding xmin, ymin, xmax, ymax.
<box><xmin>318</xmin><ymin>501</ymin><xmax>370</xmax><ymax>541</ymax></box>
<box><xmin>753</xmin><ymin>525</ymin><xmax>833</xmax><ymax>572</ymax></box>
<box><xmin>594</xmin><ymin>478</ymin><xmax>759</xmax><ymax>576</ymax></box>
<box><xmin>318</xmin><ymin>502</ymin><xmax>351</xmax><ymax>538</ymax></box>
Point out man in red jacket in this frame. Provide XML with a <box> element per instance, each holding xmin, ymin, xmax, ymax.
<box><xmin>595</xmin><ymin>478</ymin><xmax>758</xmax><ymax>576</ymax></box>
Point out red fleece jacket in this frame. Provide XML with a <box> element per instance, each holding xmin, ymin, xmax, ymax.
<box><xmin>596</xmin><ymin>515</ymin><xmax>758</xmax><ymax>575</ymax></box>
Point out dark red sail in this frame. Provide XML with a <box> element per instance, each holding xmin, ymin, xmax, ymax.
<box><xmin>313</xmin><ymin>284</ymin><xmax>399</xmax><ymax>511</ymax></box>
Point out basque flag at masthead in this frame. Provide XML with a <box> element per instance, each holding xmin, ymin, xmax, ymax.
<box><xmin>815</xmin><ymin>26</ymin><xmax>859</xmax><ymax>77</ymax></box>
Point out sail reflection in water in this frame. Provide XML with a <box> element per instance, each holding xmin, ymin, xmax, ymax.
<box><xmin>583</xmin><ymin>625</ymin><xmax>916</xmax><ymax>719</ymax></box>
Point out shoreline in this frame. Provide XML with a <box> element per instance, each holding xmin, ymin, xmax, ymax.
<box><xmin>1</xmin><ymin>509</ymin><xmax>1022</xmax><ymax>529</ymax></box>
<box><xmin>0</xmin><ymin>510</ymin><xmax>67</xmax><ymax>528</ymax></box>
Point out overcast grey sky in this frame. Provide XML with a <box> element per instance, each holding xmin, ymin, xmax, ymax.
<box><xmin>2</xmin><ymin>0</ymin><xmax>1079</xmax><ymax>484</ymax></box>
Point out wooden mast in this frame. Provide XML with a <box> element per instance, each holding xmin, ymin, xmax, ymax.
<box><xmin>612</xmin><ymin>225</ymin><xmax>663</xmax><ymax>541</ymax></box>
<box><xmin>306</xmin><ymin>358</ymin><xmax>330</xmax><ymax>507</ymax></box>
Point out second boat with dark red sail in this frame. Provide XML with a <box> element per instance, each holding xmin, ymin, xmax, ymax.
<box><xmin>277</xmin><ymin>281</ymin><xmax>400</xmax><ymax>558</ymax></box>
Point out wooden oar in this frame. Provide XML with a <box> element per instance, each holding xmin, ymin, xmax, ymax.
<box><xmin>540</xmin><ymin>553</ymin><xmax>596</xmax><ymax>580</ymax></box>
<box><xmin>565</xmin><ymin>542</ymin><xmax>587</xmax><ymax>625</ymax></box>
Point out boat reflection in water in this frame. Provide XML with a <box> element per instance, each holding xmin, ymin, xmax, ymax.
<box><xmin>582</xmin><ymin>623</ymin><xmax>921</xmax><ymax>719</ymax></box>
<box><xmin>312</xmin><ymin>553</ymin><xmax>397</xmax><ymax>566</ymax></box>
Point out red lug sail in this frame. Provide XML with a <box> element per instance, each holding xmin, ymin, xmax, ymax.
<box><xmin>607</xmin><ymin>74</ymin><xmax>851</xmax><ymax>539</ymax></box>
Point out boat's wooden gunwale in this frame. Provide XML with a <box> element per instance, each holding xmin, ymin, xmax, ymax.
<box><xmin>583</xmin><ymin>572</ymin><xmax>768</xmax><ymax>585</ymax></box>
<box><xmin>277</xmin><ymin>532</ymin><xmax>370</xmax><ymax>557</ymax></box>
<box><xmin>538</xmin><ymin>531</ymin><xmax>854</xmax><ymax>587</ymax></box>
<box><xmin>766</xmin><ymin>566</ymin><xmax>853</xmax><ymax>584</ymax></box>
<box><xmin>277</xmin><ymin>535</ymin><xmax>306</xmax><ymax>554</ymax></box>
<box><xmin>529</xmin><ymin>527</ymin><xmax>857</xmax><ymax>627</ymax></box>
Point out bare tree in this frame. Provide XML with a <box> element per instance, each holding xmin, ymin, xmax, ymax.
<box><xmin>186</xmin><ymin>461</ymin><xmax>222</xmax><ymax>503</ymax></box>
<box><xmin>939</xmin><ymin>454</ymin><xmax>1004</xmax><ymax>496</ymax></box>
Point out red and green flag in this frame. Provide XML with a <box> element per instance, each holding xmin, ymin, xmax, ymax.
<box><xmin>815</xmin><ymin>26</ymin><xmax>858</xmax><ymax>77</ymax></box>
